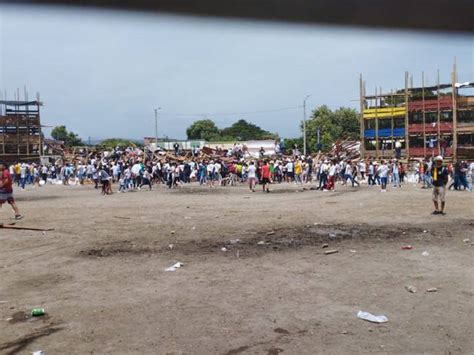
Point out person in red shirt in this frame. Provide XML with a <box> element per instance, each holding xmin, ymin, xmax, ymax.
<box><xmin>0</xmin><ymin>162</ymin><xmax>23</xmax><ymax>220</ymax></box>
<box><xmin>261</xmin><ymin>160</ymin><xmax>271</xmax><ymax>193</ymax></box>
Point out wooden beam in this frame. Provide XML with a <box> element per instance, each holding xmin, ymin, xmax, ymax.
<box><xmin>7</xmin><ymin>0</ymin><xmax>474</xmax><ymax>33</ymax></box>
<box><xmin>405</xmin><ymin>71</ymin><xmax>410</xmax><ymax>160</ymax></box>
<box><xmin>422</xmin><ymin>71</ymin><xmax>426</xmax><ymax>157</ymax></box>
<box><xmin>359</xmin><ymin>74</ymin><xmax>365</xmax><ymax>158</ymax></box>
<box><xmin>452</xmin><ymin>60</ymin><xmax>458</xmax><ymax>161</ymax></box>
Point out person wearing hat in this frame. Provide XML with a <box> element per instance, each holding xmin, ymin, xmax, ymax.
<box><xmin>431</xmin><ymin>155</ymin><xmax>449</xmax><ymax>215</ymax></box>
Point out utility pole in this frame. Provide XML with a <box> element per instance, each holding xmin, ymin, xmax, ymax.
<box><xmin>303</xmin><ymin>95</ymin><xmax>310</xmax><ymax>156</ymax></box>
<box><xmin>154</xmin><ymin>107</ymin><xmax>161</xmax><ymax>149</ymax></box>
<box><xmin>317</xmin><ymin>127</ymin><xmax>321</xmax><ymax>152</ymax></box>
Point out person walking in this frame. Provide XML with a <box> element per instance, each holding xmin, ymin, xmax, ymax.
<box><xmin>261</xmin><ymin>160</ymin><xmax>271</xmax><ymax>193</ymax></box>
<box><xmin>377</xmin><ymin>160</ymin><xmax>389</xmax><ymax>192</ymax></box>
<box><xmin>0</xmin><ymin>162</ymin><xmax>23</xmax><ymax>220</ymax></box>
<box><xmin>431</xmin><ymin>156</ymin><xmax>449</xmax><ymax>215</ymax></box>
<box><xmin>247</xmin><ymin>161</ymin><xmax>257</xmax><ymax>192</ymax></box>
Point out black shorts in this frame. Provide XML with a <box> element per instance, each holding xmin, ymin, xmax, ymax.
<box><xmin>261</xmin><ymin>177</ymin><xmax>270</xmax><ymax>184</ymax></box>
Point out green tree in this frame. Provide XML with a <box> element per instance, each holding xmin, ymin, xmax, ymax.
<box><xmin>220</xmin><ymin>119</ymin><xmax>277</xmax><ymax>141</ymax></box>
<box><xmin>304</xmin><ymin>106</ymin><xmax>359</xmax><ymax>152</ymax></box>
<box><xmin>186</xmin><ymin>119</ymin><xmax>220</xmax><ymax>140</ymax></box>
<box><xmin>51</xmin><ymin>125</ymin><xmax>68</xmax><ymax>141</ymax></box>
<box><xmin>99</xmin><ymin>138</ymin><xmax>140</xmax><ymax>148</ymax></box>
<box><xmin>51</xmin><ymin>125</ymin><xmax>83</xmax><ymax>147</ymax></box>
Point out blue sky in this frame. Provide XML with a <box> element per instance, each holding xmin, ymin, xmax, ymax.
<box><xmin>0</xmin><ymin>5</ymin><xmax>472</xmax><ymax>141</ymax></box>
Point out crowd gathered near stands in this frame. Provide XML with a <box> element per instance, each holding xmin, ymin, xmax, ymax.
<box><xmin>0</xmin><ymin>145</ymin><xmax>472</xmax><ymax>219</ymax></box>
<box><xmin>2</xmin><ymin>145</ymin><xmax>473</xmax><ymax>195</ymax></box>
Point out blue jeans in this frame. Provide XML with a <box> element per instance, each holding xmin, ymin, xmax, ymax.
<box><xmin>20</xmin><ymin>177</ymin><xmax>27</xmax><ymax>189</ymax></box>
<box><xmin>381</xmin><ymin>177</ymin><xmax>387</xmax><ymax>190</ymax></box>
<box><xmin>424</xmin><ymin>174</ymin><xmax>432</xmax><ymax>187</ymax></box>
<box><xmin>393</xmin><ymin>173</ymin><xmax>400</xmax><ymax>186</ymax></box>
<box><xmin>344</xmin><ymin>174</ymin><xmax>359</xmax><ymax>187</ymax></box>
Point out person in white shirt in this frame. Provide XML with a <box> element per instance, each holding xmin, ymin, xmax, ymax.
<box><xmin>247</xmin><ymin>161</ymin><xmax>257</xmax><ymax>192</ymax></box>
<box><xmin>358</xmin><ymin>160</ymin><xmax>366</xmax><ymax>180</ymax></box>
<box><xmin>207</xmin><ymin>161</ymin><xmax>215</xmax><ymax>187</ymax></box>
<box><xmin>377</xmin><ymin>160</ymin><xmax>389</xmax><ymax>192</ymax></box>
<box><xmin>285</xmin><ymin>160</ymin><xmax>294</xmax><ymax>182</ymax></box>
<box><xmin>327</xmin><ymin>161</ymin><xmax>337</xmax><ymax>191</ymax></box>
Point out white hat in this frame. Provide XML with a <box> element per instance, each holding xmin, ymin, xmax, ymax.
<box><xmin>434</xmin><ymin>155</ymin><xmax>443</xmax><ymax>161</ymax></box>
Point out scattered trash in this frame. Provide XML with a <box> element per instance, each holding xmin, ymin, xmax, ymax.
<box><xmin>214</xmin><ymin>215</ymin><xmax>219</xmax><ymax>218</ymax></box>
<box><xmin>341</xmin><ymin>330</ymin><xmax>348</xmax><ymax>335</ymax></box>
<box><xmin>184</xmin><ymin>216</ymin><xmax>191</xmax><ymax>220</ymax></box>
<box><xmin>31</xmin><ymin>308</ymin><xmax>45</xmax><ymax>317</ymax></box>
<box><xmin>324</xmin><ymin>250</ymin><xmax>339</xmax><ymax>255</ymax></box>
<box><xmin>257</xmin><ymin>241</ymin><xmax>266</xmax><ymax>245</ymax></box>
<box><xmin>357</xmin><ymin>311</ymin><xmax>388</xmax><ymax>323</ymax></box>
<box><xmin>423</xmin><ymin>230</ymin><xmax>428</xmax><ymax>233</ymax></box>
<box><xmin>402</xmin><ymin>232</ymin><xmax>406</xmax><ymax>235</ymax></box>
<box><xmin>462</xmin><ymin>238</ymin><xmax>471</xmax><ymax>243</ymax></box>
<box><xmin>427</xmin><ymin>288</ymin><xmax>438</xmax><ymax>293</ymax></box>
<box><xmin>191</xmin><ymin>226</ymin><xmax>196</xmax><ymax>230</ymax></box>
<box><xmin>168</xmin><ymin>244</ymin><xmax>174</xmax><ymax>250</ymax></box>
<box><xmin>401</xmin><ymin>245</ymin><xmax>413</xmax><ymax>250</ymax></box>
<box><xmin>422</xmin><ymin>251</ymin><xmax>430</xmax><ymax>256</ymax></box>
<box><xmin>329</xmin><ymin>233</ymin><xmax>336</xmax><ymax>239</ymax></box>
<box><xmin>170</xmin><ymin>230</ymin><xmax>175</xmax><ymax>234</ymax></box>
<box><xmin>266</xmin><ymin>231</ymin><xmax>275</xmax><ymax>236</ymax></box>
<box><xmin>322</xmin><ymin>243</ymin><xmax>329</xmax><ymax>249</ymax></box>
<box><xmin>221</xmin><ymin>247</ymin><xmax>228</xmax><ymax>252</ymax></box>
<box><xmin>165</xmin><ymin>262</ymin><xmax>183</xmax><ymax>272</ymax></box>
<box><xmin>405</xmin><ymin>285</ymin><xmax>417</xmax><ymax>293</ymax></box>
<box><xmin>230</xmin><ymin>239</ymin><xmax>240</xmax><ymax>244</ymax></box>
<box><xmin>42</xmin><ymin>231</ymin><xmax>46</xmax><ymax>236</ymax></box>
<box><xmin>32</xmin><ymin>351</ymin><xmax>44</xmax><ymax>355</ymax></box>
<box><xmin>350</xmin><ymin>250</ymin><xmax>357</xmax><ymax>253</ymax></box>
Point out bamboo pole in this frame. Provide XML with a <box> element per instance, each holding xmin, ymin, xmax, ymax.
<box><xmin>405</xmin><ymin>72</ymin><xmax>410</xmax><ymax>160</ymax></box>
<box><xmin>375</xmin><ymin>87</ymin><xmax>379</xmax><ymax>159</ymax></box>
<box><xmin>359</xmin><ymin>74</ymin><xmax>365</xmax><ymax>159</ymax></box>
<box><xmin>452</xmin><ymin>60</ymin><xmax>458</xmax><ymax>161</ymax></box>
<box><xmin>437</xmin><ymin>69</ymin><xmax>441</xmax><ymax>153</ymax></box>
<box><xmin>391</xmin><ymin>89</ymin><xmax>394</xmax><ymax>155</ymax></box>
<box><xmin>422</xmin><ymin>71</ymin><xmax>426</xmax><ymax>157</ymax></box>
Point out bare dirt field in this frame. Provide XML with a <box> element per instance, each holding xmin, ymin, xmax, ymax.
<box><xmin>1</xmin><ymin>181</ymin><xmax>473</xmax><ymax>355</ymax></box>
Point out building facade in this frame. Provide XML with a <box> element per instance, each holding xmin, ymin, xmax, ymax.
<box><xmin>360</xmin><ymin>68</ymin><xmax>473</xmax><ymax>160</ymax></box>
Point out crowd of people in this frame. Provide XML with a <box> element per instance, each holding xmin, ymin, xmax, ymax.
<box><xmin>1</xmin><ymin>147</ymin><xmax>473</xmax><ymax>194</ymax></box>
<box><xmin>0</xmin><ymin>145</ymin><xmax>472</xmax><ymax>219</ymax></box>
<box><xmin>0</xmin><ymin>143</ymin><xmax>474</xmax><ymax>219</ymax></box>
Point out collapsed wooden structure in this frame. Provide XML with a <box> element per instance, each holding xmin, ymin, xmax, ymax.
<box><xmin>360</xmin><ymin>62</ymin><xmax>474</xmax><ymax>160</ymax></box>
<box><xmin>0</xmin><ymin>99</ymin><xmax>43</xmax><ymax>163</ymax></box>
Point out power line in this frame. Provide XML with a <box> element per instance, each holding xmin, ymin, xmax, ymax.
<box><xmin>159</xmin><ymin>105</ymin><xmax>303</xmax><ymax>117</ymax></box>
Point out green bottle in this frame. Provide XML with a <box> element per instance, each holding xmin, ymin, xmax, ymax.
<box><xmin>31</xmin><ymin>308</ymin><xmax>45</xmax><ymax>317</ymax></box>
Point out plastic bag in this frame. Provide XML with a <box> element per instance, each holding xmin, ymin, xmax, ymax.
<box><xmin>357</xmin><ymin>311</ymin><xmax>388</xmax><ymax>323</ymax></box>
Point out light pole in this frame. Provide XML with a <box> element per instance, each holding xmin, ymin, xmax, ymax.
<box><xmin>154</xmin><ymin>107</ymin><xmax>161</xmax><ymax>148</ymax></box>
<box><xmin>303</xmin><ymin>95</ymin><xmax>310</xmax><ymax>156</ymax></box>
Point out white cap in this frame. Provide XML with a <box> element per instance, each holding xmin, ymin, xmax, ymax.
<box><xmin>434</xmin><ymin>155</ymin><xmax>443</xmax><ymax>161</ymax></box>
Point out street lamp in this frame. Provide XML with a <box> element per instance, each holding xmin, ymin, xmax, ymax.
<box><xmin>303</xmin><ymin>95</ymin><xmax>311</xmax><ymax>156</ymax></box>
<box><xmin>154</xmin><ymin>107</ymin><xmax>161</xmax><ymax>148</ymax></box>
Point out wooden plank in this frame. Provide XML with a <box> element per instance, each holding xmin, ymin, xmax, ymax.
<box><xmin>0</xmin><ymin>224</ymin><xmax>54</xmax><ymax>231</ymax></box>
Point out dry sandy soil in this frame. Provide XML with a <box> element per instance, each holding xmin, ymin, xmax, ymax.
<box><xmin>0</xmin><ymin>180</ymin><xmax>473</xmax><ymax>355</ymax></box>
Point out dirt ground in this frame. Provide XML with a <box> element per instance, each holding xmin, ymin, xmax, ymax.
<box><xmin>0</xmin><ymin>180</ymin><xmax>473</xmax><ymax>355</ymax></box>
